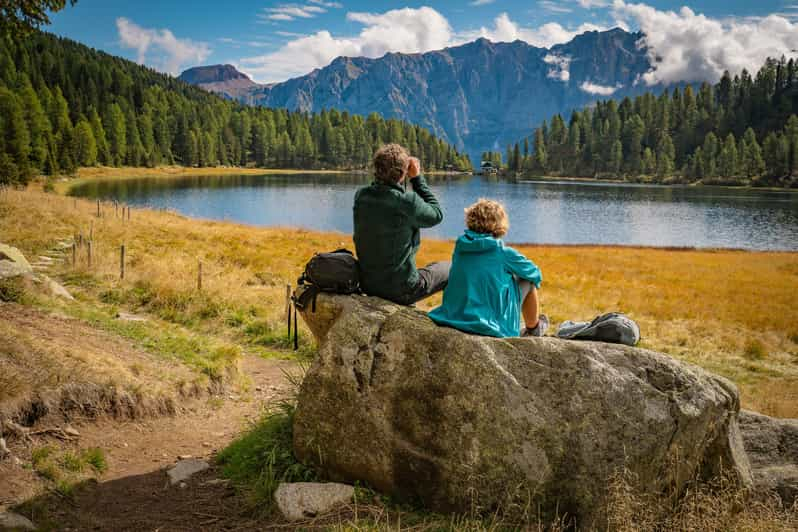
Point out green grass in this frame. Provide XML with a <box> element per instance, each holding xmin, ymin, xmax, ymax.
<box><xmin>81</xmin><ymin>447</ymin><xmax>108</xmax><ymax>473</ymax></box>
<box><xmin>51</xmin><ymin>298</ymin><xmax>240</xmax><ymax>380</ymax></box>
<box><xmin>60</xmin><ymin>451</ymin><xmax>84</xmax><ymax>473</ymax></box>
<box><xmin>216</xmin><ymin>401</ymin><xmax>317</xmax><ymax>511</ymax></box>
<box><xmin>743</xmin><ymin>339</ymin><xmax>768</xmax><ymax>361</ymax></box>
<box><xmin>0</xmin><ymin>277</ymin><xmax>27</xmax><ymax>303</ymax></box>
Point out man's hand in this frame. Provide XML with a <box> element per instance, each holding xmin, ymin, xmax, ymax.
<box><xmin>407</xmin><ymin>157</ymin><xmax>421</xmax><ymax>179</ymax></box>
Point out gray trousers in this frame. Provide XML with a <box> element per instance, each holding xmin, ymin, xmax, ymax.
<box><xmin>396</xmin><ymin>261</ymin><xmax>451</xmax><ymax>305</ymax></box>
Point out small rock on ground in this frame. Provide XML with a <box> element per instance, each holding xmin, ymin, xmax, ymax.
<box><xmin>116</xmin><ymin>311</ymin><xmax>147</xmax><ymax>322</ymax></box>
<box><xmin>0</xmin><ymin>510</ymin><xmax>36</xmax><ymax>531</ymax></box>
<box><xmin>42</xmin><ymin>275</ymin><xmax>74</xmax><ymax>301</ymax></box>
<box><xmin>274</xmin><ymin>482</ymin><xmax>355</xmax><ymax>522</ymax></box>
<box><xmin>166</xmin><ymin>459</ymin><xmax>209</xmax><ymax>486</ymax></box>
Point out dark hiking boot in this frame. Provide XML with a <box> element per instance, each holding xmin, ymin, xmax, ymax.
<box><xmin>521</xmin><ymin>314</ymin><xmax>549</xmax><ymax>337</ymax></box>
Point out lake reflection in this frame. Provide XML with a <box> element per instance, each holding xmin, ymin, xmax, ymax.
<box><xmin>69</xmin><ymin>173</ymin><xmax>798</xmax><ymax>250</ymax></box>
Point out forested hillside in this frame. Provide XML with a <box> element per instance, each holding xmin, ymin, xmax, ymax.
<box><xmin>0</xmin><ymin>31</ymin><xmax>471</xmax><ymax>185</ymax></box>
<box><xmin>508</xmin><ymin>57</ymin><xmax>798</xmax><ymax>185</ymax></box>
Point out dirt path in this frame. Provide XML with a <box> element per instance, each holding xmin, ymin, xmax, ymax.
<box><xmin>2</xmin><ymin>355</ymin><xmax>298</xmax><ymax>531</ymax></box>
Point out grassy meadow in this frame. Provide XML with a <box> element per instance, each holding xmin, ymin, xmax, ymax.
<box><xmin>1</xmin><ymin>184</ymin><xmax>797</xmax><ymax>418</ymax></box>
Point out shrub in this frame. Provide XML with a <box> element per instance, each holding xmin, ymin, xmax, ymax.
<box><xmin>0</xmin><ymin>278</ymin><xmax>25</xmax><ymax>302</ymax></box>
<box><xmin>81</xmin><ymin>447</ymin><xmax>107</xmax><ymax>473</ymax></box>
<box><xmin>743</xmin><ymin>339</ymin><xmax>767</xmax><ymax>360</ymax></box>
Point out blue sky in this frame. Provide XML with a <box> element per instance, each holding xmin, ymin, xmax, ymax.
<box><xmin>48</xmin><ymin>1</ymin><xmax>798</xmax><ymax>84</ymax></box>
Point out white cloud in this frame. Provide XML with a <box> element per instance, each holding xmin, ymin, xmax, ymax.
<box><xmin>242</xmin><ymin>6</ymin><xmax>453</xmax><ymax>82</ymax></box>
<box><xmin>116</xmin><ymin>17</ymin><xmax>210</xmax><ymax>74</ymax></box>
<box><xmin>260</xmin><ymin>3</ymin><xmax>329</xmax><ymax>22</ymax></box>
<box><xmin>578</xmin><ymin>0</ymin><xmax>610</xmax><ymax>8</ymax></box>
<box><xmin>544</xmin><ymin>53</ymin><xmax>571</xmax><ymax>81</ymax></box>
<box><xmin>470</xmin><ymin>0</ymin><xmax>496</xmax><ymax>5</ymax></box>
<box><xmin>466</xmin><ymin>13</ymin><xmax>604</xmax><ymax>48</ymax></box>
<box><xmin>308</xmin><ymin>0</ymin><xmax>343</xmax><ymax>7</ymax></box>
<box><xmin>539</xmin><ymin>1</ymin><xmax>573</xmax><ymax>14</ymax></box>
<box><xmin>613</xmin><ymin>1</ymin><xmax>798</xmax><ymax>85</ymax></box>
<box><xmin>241</xmin><ymin>8</ymin><xmax>606</xmax><ymax>82</ymax></box>
<box><xmin>580</xmin><ymin>81</ymin><xmax>621</xmax><ymax>95</ymax></box>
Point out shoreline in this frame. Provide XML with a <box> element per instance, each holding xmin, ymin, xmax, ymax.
<box><xmin>51</xmin><ymin>165</ymin><xmax>350</xmax><ymax>194</ymax></box>
<box><xmin>513</xmin><ymin>173</ymin><xmax>798</xmax><ymax>193</ymax></box>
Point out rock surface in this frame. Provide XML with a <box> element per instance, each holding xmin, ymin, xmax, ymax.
<box><xmin>166</xmin><ymin>459</ymin><xmax>209</xmax><ymax>485</ymax></box>
<box><xmin>0</xmin><ymin>510</ymin><xmax>36</xmax><ymax>531</ymax></box>
<box><xmin>294</xmin><ymin>293</ymin><xmax>752</xmax><ymax>525</ymax></box>
<box><xmin>0</xmin><ymin>244</ymin><xmax>32</xmax><ymax>280</ymax></box>
<box><xmin>739</xmin><ymin>410</ymin><xmax>798</xmax><ymax>505</ymax></box>
<box><xmin>274</xmin><ymin>482</ymin><xmax>355</xmax><ymax>522</ymax></box>
<box><xmin>42</xmin><ymin>275</ymin><xmax>74</xmax><ymax>301</ymax></box>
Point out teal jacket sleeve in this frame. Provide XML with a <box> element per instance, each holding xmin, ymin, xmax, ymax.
<box><xmin>406</xmin><ymin>176</ymin><xmax>443</xmax><ymax>228</ymax></box>
<box><xmin>503</xmin><ymin>246</ymin><xmax>542</xmax><ymax>288</ymax></box>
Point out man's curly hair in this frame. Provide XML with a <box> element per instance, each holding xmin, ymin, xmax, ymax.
<box><xmin>373</xmin><ymin>143</ymin><xmax>410</xmax><ymax>184</ymax></box>
<box><xmin>465</xmin><ymin>199</ymin><xmax>509</xmax><ymax>238</ymax></box>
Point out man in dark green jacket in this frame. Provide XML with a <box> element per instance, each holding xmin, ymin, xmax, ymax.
<box><xmin>353</xmin><ymin>143</ymin><xmax>450</xmax><ymax>305</ymax></box>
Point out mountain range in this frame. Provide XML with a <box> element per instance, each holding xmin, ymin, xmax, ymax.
<box><xmin>180</xmin><ymin>28</ymin><xmax>659</xmax><ymax>161</ymax></box>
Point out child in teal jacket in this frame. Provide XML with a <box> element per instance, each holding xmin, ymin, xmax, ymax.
<box><xmin>429</xmin><ymin>199</ymin><xmax>548</xmax><ymax>338</ymax></box>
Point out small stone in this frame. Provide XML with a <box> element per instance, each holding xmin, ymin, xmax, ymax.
<box><xmin>0</xmin><ymin>437</ymin><xmax>9</xmax><ymax>457</ymax></box>
<box><xmin>0</xmin><ymin>510</ymin><xmax>36</xmax><ymax>531</ymax></box>
<box><xmin>42</xmin><ymin>276</ymin><xmax>74</xmax><ymax>301</ymax></box>
<box><xmin>116</xmin><ymin>311</ymin><xmax>147</xmax><ymax>322</ymax></box>
<box><xmin>203</xmin><ymin>478</ymin><xmax>230</xmax><ymax>486</ymax></box>
<box><xmin>274</xmin><ymin>482</ymin><xmax>355</xmax><ymax>522</ymax></box>
<box><xmin>179</xmin><ymin>482</ymin><xmax>187</xmax><ymax>490</ymax></box>
<box><xmin>123</xmin><ymin>442</ymin><xmax>129</xmax><ymax>448</ymax></box>
<box><xmin>12</xmin><ymin>456</ymin><xmax>22</xmax><ymax>466</ymax></box>
<box><xmin>178</xmin><ymin>454</ymin><xmax>192</xmax><ymax>460</ymax></box>
<box><xmin>202</xmin><ymin>442</ymin><xmax>211</xmax><ymax>447</ymax></box>
<box><xmin>63</xmin><ymin>426</ymin><xmax>80</xmax><ymax>437</ymax></box>
<box><xmin>167</xmin><ymin>459</ymin><xmax>209</xmax><ymax>485</ymax></box>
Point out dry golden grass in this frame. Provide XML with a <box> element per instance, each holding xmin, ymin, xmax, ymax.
<box><xmin>2</xmin><ymin>185</ymin><xmax>797</xmax><ymax>416</ymax></box>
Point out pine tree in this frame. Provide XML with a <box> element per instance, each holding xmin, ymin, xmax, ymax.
<box><xmin>73</xmin><ymin>118</ymin><xmax>97</xmax><ymax>166</ymax></box>
<box><xmin>718</xmin><ymin>133</ymin><xmax>738</xmax><ymax>178</ymax></box>
<box><xmin>655</xmin><ymin>132</ymin><xmax>675</xmax><ymax>177</ymax></box>
<box><xmin>610</xmin><ymin>140</ymin><xmax>623</xmax><ymax>175</ymax></box>
<box><xmin>104</xmin><ymin>103</ymin><xmax>126</xmax><ymax>166</ymax></box>
<box><xmin>0</xmin><ymin>86</ymin><xmax>31</xmax><ymax>184</ymax></box>
<box><xmin>741</xmin><ymin>127</ymin><xmax>765</xmax><ymax>178</ymax></box>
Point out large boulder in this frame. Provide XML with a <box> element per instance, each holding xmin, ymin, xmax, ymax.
<box><xmin>0</xmin><ymin>244</ymin><xmax>32</xmax><ymax>280</ymax></box>
<box><xmin>739</xmin><ymin>410</ymin><xmax>798</xmax><ymax>505</ymax></box>
<box><xmin>294</xmin><ymin>293</ymin><xmax>752</xmax><ymax>527</ymax></box>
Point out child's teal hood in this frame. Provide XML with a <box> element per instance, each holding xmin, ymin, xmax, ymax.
<box><xmin>456</xmin><ymin>230</ymin><xmax>502</xmax><ymax>253</ymax></box>
<box><xmin>429</xmin><ymin>230</ymin><xmax>542</xmax><ymax>338</ymax></box>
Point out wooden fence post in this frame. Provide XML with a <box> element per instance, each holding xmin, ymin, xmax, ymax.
<box><xmin>96</xmin><ymin>199</ymin><xmax>100</xmax><ymax>217</ymax></box>
<box><xmin>120</xmin><ymin>244</ymin><xmax>125</xmax><ymax>280</ymax></box>
<box><xmin>72</xmin><ymin>242</ymin><xmax>76</xmax><ymax>266</ymax></box>
<box><xmin>89</xmin><ymin>220</ymin><xmax>93</xmax><ymax>241</ymax></box>
<box><xmin>197</xmin><ymin>260</ymin><xmax>202</xmax><ymax>291</ymax></box>
<box><xmin>87</xmin><ymin>241</ymin><xmax>92</xmax><ymax>268</ymax></box>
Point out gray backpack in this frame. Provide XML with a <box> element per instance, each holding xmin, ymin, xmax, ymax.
<box><xmin>556</xmin><ymin>312</ymin><xmax>640</xmax><ymax>346</ymax></box>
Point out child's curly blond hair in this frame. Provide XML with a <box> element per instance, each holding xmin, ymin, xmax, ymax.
<box><xmin>465</xmin><ymin>199</ymin><xmax>509</xmax><ymax>238</ymax></box>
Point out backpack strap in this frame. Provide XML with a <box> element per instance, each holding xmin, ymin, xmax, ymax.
<box><xmin>293</xmin><ymin>300</ymin><xmax>298</xmax><ymax>351</ymax></box>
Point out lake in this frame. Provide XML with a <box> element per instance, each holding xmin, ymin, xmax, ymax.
<box><xmin>69</xmin><ymin>173</ymin><xmax>798</xmax><ymax>251</ymax></box>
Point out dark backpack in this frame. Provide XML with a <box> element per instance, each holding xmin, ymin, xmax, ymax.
<box><xmin>298</xmin><ymin>249</ymin><xmax>360</xmax><ymax>296</ymax></box>
<box><xmin>556</xmin><ymin>312</ymin><xmax>641</xmax><ymax>346</ymax></box>
<box><xmin>289</xmin><ymin>249</ymin><xmax>360</xmax><ymax>350</ymax></box>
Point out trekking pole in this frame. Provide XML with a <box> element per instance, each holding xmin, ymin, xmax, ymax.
<box><xmin>286</xmin><ymin>287</ymin><xmax>291</xmax><ymax>340</ymax></box>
